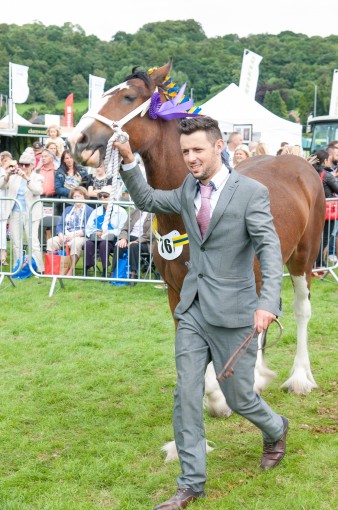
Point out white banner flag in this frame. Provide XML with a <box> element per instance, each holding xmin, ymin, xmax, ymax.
<box><xmin>329</xmin><ymin>69</ymin><xmax>338</xmax><ymax>116</ymax></box>
<box><xmin>239</xmin><ymin>49</ymin><xmax>262</xmax><ymax>100</ymax></box>
<box><xmin>89</xmin><ymin>74</ymin><xmax>106</xmax><ymax>109</ymax></box>
<box><xmin>10</xmin><ymin>62</ymin><xmax>29</xmax><ymax>104</ymax></box>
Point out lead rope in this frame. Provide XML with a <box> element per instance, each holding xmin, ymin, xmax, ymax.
<box><xmin>101</xmin><ymin>126</ymin><xmax>129</xmax><ymax>238</ymax></box>
<box><xmin>217</xmin><ymin>319</ymin><xmax>283</xmax><ymax>381</ymax></box>
<box><xmin>81</xmin><ymin>95</ymin><xmax>151</xmax><ymax>239</ymax></box>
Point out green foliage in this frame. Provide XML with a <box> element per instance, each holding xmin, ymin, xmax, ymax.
<box><xmin>1</xmin><ymin>21</ymin><xmax>338</xmax><ymax>126</ymax></box>
<box><xmin>71</xmin><ymin>74</ymin><xmax>88</xmax><ymax>99</ymax></box>
<box><xmin>263</xmin><ymin>90</ymin><xmax>289</xmax><ymax>119</ymax></box>
<box><xmin>0</xmin><ymin>274</ymin><xmax>336</xmax><ymax>509</ymax></box>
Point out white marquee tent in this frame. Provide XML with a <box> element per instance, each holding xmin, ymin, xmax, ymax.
<box><xmin>0</xmin><ymin>110</ymin><xmax>32</xmax><ymax>127</ymax></box>
<box><xmin>201</xmin><ymin>83</ymin><xmax>302</xmax><ymax>155</ymax></box>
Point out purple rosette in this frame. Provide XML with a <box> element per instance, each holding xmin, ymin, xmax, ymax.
<box><xmin>149</xmin><ymin>92</ymin><xmax>162</xmax><ymax>120</ymax></box>
<box><xmin>148</xmin><ymin>83</ymin><xmax>201</xmax><ymax>121</ymax></box>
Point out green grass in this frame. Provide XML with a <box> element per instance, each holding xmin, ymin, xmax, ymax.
<box><xmin>16</xmin><ymin>100</ymin><xmax>89</xmax><ymax>121</ymax></box>
<box><xmin>0</xmin><ymin>275</ymin><xmax>337</xmax><ymax>509</ymax></box>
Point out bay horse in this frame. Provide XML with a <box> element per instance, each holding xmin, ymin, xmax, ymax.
<box><xmin>67</xmin><ymin>60</ymin><xmax>325</xmax><ymax>421</ymax></box>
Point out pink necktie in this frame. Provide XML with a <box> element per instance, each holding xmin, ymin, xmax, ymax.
<box><xmin>197</xmin><ymin>183</ymin><xmax>214</xmax><ymax>238</ymax></box>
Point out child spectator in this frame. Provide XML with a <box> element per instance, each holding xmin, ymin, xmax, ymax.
<box><xmin>45</xmin><ymin>124</ymin><xmax>65</xmax><ymax>156</ymax></box>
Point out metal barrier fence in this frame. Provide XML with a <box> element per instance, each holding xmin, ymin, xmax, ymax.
<box><xmin>1</xmin><ymin>197</ymin><xmax>163</xmax><ymax>296</ymax></box>
<box><xmin>0</xmin><ymin>196</ymin><xmax>337</xmax><ymax>295</ymax></box>
<box><xmin>0</xmin><ymin>197</ymin><xmax>25</xmax><ymax>286</ymax></box>
<box><xmin>309</xmin><ymin>197</ymin><xmax>338</xmax><ymax>283</ymax></box>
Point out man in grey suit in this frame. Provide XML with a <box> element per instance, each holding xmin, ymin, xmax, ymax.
<box><xmin>114</xmin><ymin>116</ymin><xmax>288</xmax><ymax>510</ymax></box>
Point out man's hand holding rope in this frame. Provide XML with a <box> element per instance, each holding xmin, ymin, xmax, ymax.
<box><xmin>113</xmin><ymin>139</ymin><xmax>135</xmax><ymax>165</ymax></box>
<box><xmin>254</xmin><ymin>309</ymin><xmax>276</xmax><ymax>334</ymax></box>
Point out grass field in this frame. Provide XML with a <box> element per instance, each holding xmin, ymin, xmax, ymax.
<box><xmin>0</xmin><ymin>274</ymin><xmax>337</xmax><ymax>509</ymax></box>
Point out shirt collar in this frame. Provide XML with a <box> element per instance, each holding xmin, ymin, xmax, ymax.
<box><xmin>196</xmin><ymin>164</ymin><xmax>230</xmax><ymax>191</ymax></box>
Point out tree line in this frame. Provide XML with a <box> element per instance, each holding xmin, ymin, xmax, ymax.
<box><xmin>0</xmin><ymin>19</ymin><xmax>337</xmax><ymax>128</ymax></box>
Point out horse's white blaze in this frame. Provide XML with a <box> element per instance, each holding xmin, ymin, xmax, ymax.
<box><xmin>67</xmin><ymin>82</ymin><xmax>130</xmax><ymax>155</ymax></box>
<box><xmin>103</xmin><ymin>82</ymin><xmax>129</xmax><ymax>97</ymax></box>
<box><xmin>281</xmin><ymin>274</ymin><xmax>317</xmax><ymax>394</ymax></box>
<box><xmin>70</xmin><ymin>95</ymin><xmax>113</xmax><ymax>136</ymax></box>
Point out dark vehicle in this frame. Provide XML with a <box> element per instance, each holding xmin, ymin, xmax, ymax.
<box><xmin>307</xmin><ymin>115</ymin><xmax>338</xmax><ymax>154</ymax></box>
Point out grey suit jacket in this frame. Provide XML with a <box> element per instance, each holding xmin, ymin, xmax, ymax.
<box><xmin>121</xmin><ymin>165</ymin><xmax>283</xmax><ymax>328</ymax></box>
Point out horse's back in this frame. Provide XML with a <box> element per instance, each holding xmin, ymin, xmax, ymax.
<box><xmin>237</xmin><ymin>155</ymin><xmax>326</xmax><ymax>270</ymax></box>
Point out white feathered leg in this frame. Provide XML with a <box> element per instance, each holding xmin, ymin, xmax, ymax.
<box><xmin>203</xmin><ymin>362</ymin><xmax>232</xmax><ymax>418</ymax></box>
<box><xmin>254</xmin><ymin>332</ymin><xmax>276</xmax><ymax>394</ymax></box>
<box><xmin>161</xmin><ymin>439</ymin><xmax>215</xmax><ymax>462</ymax></box>
<box><xmin>281</xmin><ymin>274</ymin><xmax>317</xmax><ymax>394</ymax></box>
<box><xmin>161</xmin><ymin>363</ymin><xmax>231</xmax><ymax>463</ymax></box>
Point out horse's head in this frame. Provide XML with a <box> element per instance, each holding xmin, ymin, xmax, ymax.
<box><xmin>67</xmin><ymin>60</ymin><xmax>174</xmax><ymax>168</ymax></box>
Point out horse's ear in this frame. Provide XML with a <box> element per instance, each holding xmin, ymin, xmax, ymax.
<box><xmin>150</xmin><ymin>59</ymin><xmax>173</xmax><ymax>86</ymax></box>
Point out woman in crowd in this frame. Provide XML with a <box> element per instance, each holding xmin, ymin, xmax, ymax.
<box><xmin>46</xmin><ymin>186</ymin><xmax>93</xmax><ymax>276</ymax></box>
<box><xmin>45</xmin><ymin>141</ymin><xmax>62</xmax><ymax>168</ymax></box>
<box><xmin>0</xmin><ymin>151</ymin><xmax>13</xmax><ymax>265</ymax></box>
<box><xmin>255</xmin><ymin>142</ymin><xmax>269</xmax><ymax>156</ymax></box>
<box><xmin>232</xmin><ymin>144</ymin><xmax>251</xmax><ymax>167</ymax></box>
<box><xmin>0</xmin><ymin>151</ymin><xmax>44</xmax><ymax>272</ymax></box>
<box><xmin>55</xmin><ymin>149</ymin><xmax>89</xmax><ymax>199</ymax></box>
<box><xmin>44</xmin><ymin>124</ymin><xmax>65</xmax><ymax>156</ymax></box>
<box><xmin>87</xmin><ymin>162</ymin><xmax>112</xmax><ymax>199</ymax></box>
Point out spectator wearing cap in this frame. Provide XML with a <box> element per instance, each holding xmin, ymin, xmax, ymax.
<box><xmin>45</xmin><ymin>124</ymin><xmax>65</xmax><ymax>156</ymax></box>
<box><xmin>32</xmin><ymin>141</ymin><xmax>43</xmax><ymax>169</ymax></box>
<box><xmin>0</xmin><ymin>151</ymin><xmax>44</xmax><ymax>272</ymax></box>
<box><xmin>85</xmin><ymin>186</ymin><xmax>128</xmax><ymax>277</ymax></box>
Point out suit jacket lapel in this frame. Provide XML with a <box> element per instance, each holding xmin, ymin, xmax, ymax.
<box><xmin>185</xmin><ymin>176</ymin><xmax>202</xmax><ymax>239</ymax></box>
<box><xmin>203</xmin><ymin>170</ymin><xmax>240</xmax><ymax>242</ymax></box>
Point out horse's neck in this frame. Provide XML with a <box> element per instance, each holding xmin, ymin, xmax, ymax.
<box><xmin>141</xmin><ymin>123</ymin><xmax>188</xmax><ymax>234</ymax></box>
<box><xmin>142</xmin><ymin>124</ymin><xmax>188</xmax><ymax>190</ymax></box>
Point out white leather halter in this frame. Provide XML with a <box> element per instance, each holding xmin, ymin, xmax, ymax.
<box><xmin>80</xmin><ymin>92</ymin><xmax>154</xmax><ymax>237</ymax></box>
<box><xmin>81</xmin><ymin>95</ymin><xmax>152</xmax><ymax>131</ymax></box>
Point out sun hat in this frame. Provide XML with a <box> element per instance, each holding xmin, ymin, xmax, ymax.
<box><xmin>19</xmin><ymin>152</ymin><xmax>36</xmax><ymax>165</ymax></box>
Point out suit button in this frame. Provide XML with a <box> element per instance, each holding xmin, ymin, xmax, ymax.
<box><xmin>201</xmin><ymin>247</ymin><xmax>205</xmax><ymax>252</ymax></box>
<box><xmin>198</xmin><ymin>273</ymin><xmax>203</xmax><ymax>278</ymax></box>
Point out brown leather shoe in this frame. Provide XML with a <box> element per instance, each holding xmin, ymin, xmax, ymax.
<box><xmin>154</xmin><ymin>487</ymin><xmax>205</xmax><ymax>509</ymax></box>
<box><xmin>260</xmin><ymin>416</ymin><xmax>288</xmax><ymax>470</ymax></box>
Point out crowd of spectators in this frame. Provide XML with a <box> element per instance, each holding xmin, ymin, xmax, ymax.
<box><xmin>0</xmin><ymin>128</ymin><xmax>159</xmax><ymax>281</ymax></box>
<box><xmin>1</xmin><ymin>128</ymin><xmax>337</xmax><ymax>280</ymax></box>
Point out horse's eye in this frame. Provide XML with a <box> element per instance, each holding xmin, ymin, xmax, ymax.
<box><xmin>124</xmin><ymin>95</ymin><xmax>137</xmax><ymax>104</ymax></box>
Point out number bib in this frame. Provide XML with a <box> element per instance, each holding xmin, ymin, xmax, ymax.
<box><xmin>156</xmin><ymin>230</ymin><xmax>184</xmax><ymax>260</ymax></box>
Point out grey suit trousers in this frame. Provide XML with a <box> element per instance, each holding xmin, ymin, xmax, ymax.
<box><xmin>174</xmin><ymin>297</ymin><xmax>284</xmax><ymax>492</ymax></box>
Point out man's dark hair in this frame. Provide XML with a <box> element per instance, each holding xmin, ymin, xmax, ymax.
<box><xmin>178</xmin><ymin>116</ymin><xmax>222</xmax><ymax>144</ymax></box>
<box><xmin>327</xmin><ymin>140</ymin><xmax>338</xmax><ymax>149</ymax></box>
<box><xmin>312</xmin><ymin>150</ymin><xmax>329</xmax><ymax>172</ymax></box>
